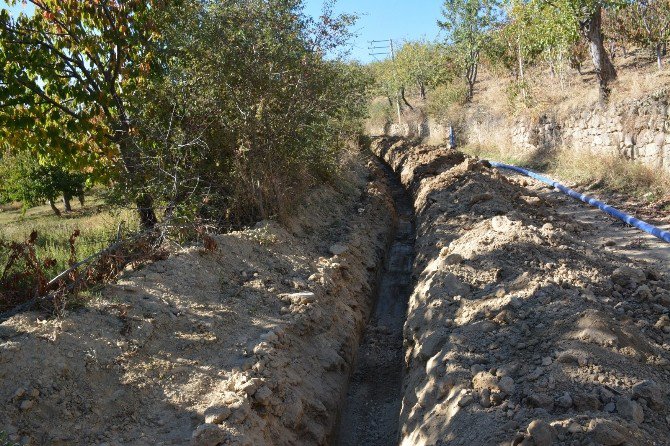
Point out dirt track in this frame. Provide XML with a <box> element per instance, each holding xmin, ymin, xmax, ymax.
<box><xmin>3</xmin><ymin>139</ymin><xmax>670</xmax><ymax>446</ymax></box>
<box><xmin>372</xmin><ymin>137</ymin><xmax>670</xmax><ymax>446</ymax></box>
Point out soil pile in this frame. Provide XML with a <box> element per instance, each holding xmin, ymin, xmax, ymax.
<box><xmin>372</xmin><ymin>137</ymin><xmax>670</xmax><ymax>446</ymax></box>
<box><xmin>0</xmin><ymin>154</ymin><xmax>395</xmax><ymax>446</ymax></box>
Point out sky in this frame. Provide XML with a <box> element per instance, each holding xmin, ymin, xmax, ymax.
<box><xmin>1</xmin><ymin>0</ymin><xmax>445</xmax><ymax>64</ymax></box>
<box><xmin>303</xmin><ymin>0</ymin><xmax>444</xmax><ymax>63</ymax></box>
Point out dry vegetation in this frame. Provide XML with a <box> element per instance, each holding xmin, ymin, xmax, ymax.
<box><xmin>476</xmin><ymin>48</ymin><xmax>670</xmax><ymax>120</ymax></box>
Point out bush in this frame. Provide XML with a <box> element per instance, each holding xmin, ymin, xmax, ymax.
<box><xmin>426</xmin><ymin>82</ymin><xmax>469</xmax><ymax>124</ymax></box>
<box><xmin>367</xmin><ymin>97</ymin><xmax>395</xmax><ymax>129</ymax></box>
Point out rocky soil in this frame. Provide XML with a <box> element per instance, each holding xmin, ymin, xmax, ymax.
<box><xmin>372</xmin><ymin>137</ymin><xmax>670</xmax><ymax>446</ymax></box>
<box><xmin>0</xmin><ymin>154</ymin><xmax>395</xmax><ymax>446</ymax></box>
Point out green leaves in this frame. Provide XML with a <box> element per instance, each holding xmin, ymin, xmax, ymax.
<box><xmin>0</xmin><ymin>0</ymin><xmax>166</xmax><ymax>178</ymax></box>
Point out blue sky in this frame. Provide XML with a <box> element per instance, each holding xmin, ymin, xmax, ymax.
<box><xmin>303</xmin><ymin>1</ymin><xmax>444</xmax><ymax>63</ymax></box>
<box><xmin>1</xmin><ymin>0</ymin><xmax>445</xmax><ymax>63</ymax></box>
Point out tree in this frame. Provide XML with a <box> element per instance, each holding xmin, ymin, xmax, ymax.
<box><xmin>542</xmin><ymin>0</ymin><xmax>623</xmax><ymax>104</ymax></box>
<box><xmin>128</xmin><ymin>0</ymin><xmax>368</xmax><ymax>226</ymax></box>
<box><xmin>609</xmin><ymin>0</ymin><xmax>670</xmax><ymax>70</ymax></box>
<box><xmin>0</xmin><ymin>0</ymin><xmax>176</xmax><ymax>228</ymax></box>
<box><xmin>439</xmin><ymin>0</ymin><xmax>501</xmax><ymax>101</ymax></box>
<box><xmin>394</xmin><ymin>41</ymin><xmax>456</xmax><ymax>100</ymax></box>
<box><xmin>486</xmin><ymin>0</ymin><xmax>580</xmax><ymax>102</ymax></box>
<box><xmin>0</xmin><ymin>150</ymin><xmax>86</xmax><ymax>216</ymax></box>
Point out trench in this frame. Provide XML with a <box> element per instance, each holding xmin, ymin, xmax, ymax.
<box><xmin>332</xmin><ymin>161</ymin><xmax>416</xmax><ymax>446</ymax></box>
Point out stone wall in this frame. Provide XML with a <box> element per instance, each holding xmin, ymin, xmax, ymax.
<box><xmin>374</xmin><ymin>89</ymin><xmax>670</xmax><ymax>171</ymax></box>
<box><xmin>467</xmin><ymin>89</ymin><xmax>670</xmax><ymax>170</ymax></box>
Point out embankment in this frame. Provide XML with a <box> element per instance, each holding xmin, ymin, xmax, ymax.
<box><xmin>372</xmin><ymin>89</ymin><xmax>670</xmax><ymax>173</ymax></box>
<box><xmin>373</xmin><ymin>136</ymin><xmax>670</xmax><ymax>446</ymax></box>
<box><xmin>0</xmin><ymin>154</ymin><xmax>395</xmax><ymax>446</ymax></box>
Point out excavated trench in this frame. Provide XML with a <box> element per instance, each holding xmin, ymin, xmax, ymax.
<box><xmin>333</xmin><ymin>161</ymin><xmax>416</xmax><ymax>446</ymax></box>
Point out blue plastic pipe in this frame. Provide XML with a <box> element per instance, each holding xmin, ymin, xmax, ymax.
<box><xmin>488</xmin><ymin>161</ymin><xmax>670</xmax><ymax>244</ymax></box>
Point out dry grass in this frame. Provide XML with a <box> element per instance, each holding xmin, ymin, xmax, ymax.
<box><xmin>463</xmin><ymin>140</ymin><xmax>670</xmax><ymax>202</ymax></box>
<box><xmin>474</xmin><ymin>48</ymin><xmax>670</xmax><ymax>120</ymax></box>
<box><xmin>0</xmin><ymin>193</ymin><xmax>138</xmax><ymax>278</ymax></box>
<box><xmin>547</xmin><ymin>149</ymin><xmax>670</xmax><ymax>200</ymax></box>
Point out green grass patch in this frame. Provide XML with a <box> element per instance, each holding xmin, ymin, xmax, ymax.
<box><xmin>0</xmin><ymin>192</ymin><xmax>138</xmax><ymax>279</ymax></box>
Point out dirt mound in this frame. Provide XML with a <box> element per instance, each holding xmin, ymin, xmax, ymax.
<box><xmin>0</xmin><ymin>154</ymin><xmax>395</xmax><ymax>445</ymax></box>
<box><xmin>372</xmin><ymin>137</ymin><xmax>670</xmax><ymax>446</ymax></box>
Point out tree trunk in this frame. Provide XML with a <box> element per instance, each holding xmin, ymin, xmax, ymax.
<box><xmin>78</xmin><ymin>192</ymin><xmax>85</xmax><ymax>207</ymax></box>
<box><xmin>418</xmin><ymin>82</ymin><xmax>426</xmax><ymax>100</ymax></box>
<box><xmin>116</xmin><ymin>132</ymin><xmax>158</xmax><ymax>229</ymax></box>
<box><xmin>657</xmin><ymin>43</ymin><xmax>663</xmax><ymax>70</ymax></box>
<box><xmin>63</xmin><ymin>194</ymin><xmax>72</xmax><ymax>212</ymax></box>
<box><xmin>580</xmin><ymin>5</ymin><xmax>617</xmax><ymax>106</ymax></box>
<box><xmin>465</xmin><ymin>51</ymin><xmax>479</xmax><ymax>102</ymax></box>
<box><xmin>136</xmin><ymin>194</ymin><xmax>158</xmax><ymax>229</ymax></box>
<box><xmin>48</xmin><ymin>199</ymin><xmax>61</xmax><ymax>217</ymax></box>
<box><xmin>400</xmin><ymin>87</ymin><xmax>413</xmax><ymax>110</ymax></box>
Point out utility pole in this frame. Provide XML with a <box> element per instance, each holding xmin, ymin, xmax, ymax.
<box><xmin>368</xmin><ymin>39</ymin><xmax>402</xmax><ymax>125</ymax></box>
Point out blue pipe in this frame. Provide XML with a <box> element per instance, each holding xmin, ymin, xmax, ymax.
<box><xmin>488</xmin><ymin>161</ymin><xmax>670</xmax><ymax>244</ymax></box>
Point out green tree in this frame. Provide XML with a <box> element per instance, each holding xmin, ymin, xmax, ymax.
<box><xmin>394</xmin><ymin>41</ymin><xmax>456</xmax><ymax>100</ymax></box>
<box><xmin>130</xmin><ymin>0</ymin><xmax>368</xmax><ymax>226</ymax></box>
<box><xmin>486</xmin><ymin>0</ymin><xmax>580</xmax><ymax>103</ymax></box>
<box><xmin>0</xmin><ymin>150</ymin><xmax>86</xmax><ymax>216</ymax></box>
<box><xmin>609</xmin><ymin>0</ymin><xmax>670</xmax><ymax>70</ymax></box>
<box><xmin>0</xmin><ymin>0</ymin><xmax>176</xmax><ymax>228</ymax></box>
<box><xmin>439</xmin><ymin>0</ymin><xmax>501</xmax><ymax>101</ymax></box>
<box><xmin>540</xmin><ymin>0</ymin><xmax>625</xmax><ymax>104</ymax></box>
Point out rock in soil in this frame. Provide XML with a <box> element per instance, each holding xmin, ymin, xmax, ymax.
<box><xmin>372</xmin><ymin>136</ymin><xmax>670</xmax><ymax>446</ymax></box>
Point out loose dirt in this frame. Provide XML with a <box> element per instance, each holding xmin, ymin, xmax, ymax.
<box><xmin>334</xmin><ymin>162</ymin><xmax>415</xmax><ymax>446</ymax></box>
<box><xmin>372</xmin><ymin>137</ymin><xmax>670</xmax><ymax>446</ymax></box>
<box><xmin>500</xmin><ymin>171</ymin><xmax>670</xmax><ymax>267</ymax></box>
<box><xmin>0</xmin><ymin>154</ymin><xmax>395</xmax><ymax>446</ymax></box>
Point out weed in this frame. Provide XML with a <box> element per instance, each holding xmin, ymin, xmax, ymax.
<box><xmin>0</xmin><ymin>431</ymin><xmax>18</xmax><ymax>446</ymax></box>
<box><xmin>247</xmin><ymin>226</ymin><xmax>278</xmax><ymax>246</ymax></box>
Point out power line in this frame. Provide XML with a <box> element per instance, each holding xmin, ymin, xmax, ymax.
<box><xmin>368</xmin><ymin>38</ymin><xmax>402</xmax><ymax>124</ymax></box>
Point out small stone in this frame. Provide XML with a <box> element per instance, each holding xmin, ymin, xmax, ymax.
<box><xmin>632</xmin><ymin>380</ymin><xmax>665</xmax><ymax>410</ymax></box>
<box><xmin>616</xmin><ymin>396</ymin><xmax>644</xmax><ymax>424</ymax></box>
<box><xmin>19</xmin><ymin>400</ymin><xmax>34</xmax><ymax>411</ymax></box>
<box><xmin>203</xmin><ymin>406</ymin><xmax>231</xmax><ymax>424</ymax></box>
<box><xmin>238</xmin><ymin>378</ymin><xmax>262</xmax><ymax>396</ymax></box>
<box><xmin>612</xmin><ymin>266</ymin><xmax>646</xmax><ymax>286</ymax></box>
<box><xmin>527</xmin><ymin>419</ymin><xmax>553</xmax><ymax>446</ymax></box>
<box><xmin>588</xmin><ymin>419</ymin><xmax>626</xmax><ymax>445</ymax></box>
<box><xmin>480</xmin><ymin>388</ymin><xmax>491</xmax><ymax>408</ymax></box>
<box><xmin>260</xmin><ymin>331</ymin><xmax>278</xmax><ymax>343</ymax></box>
<box><xmin>190</xmin><ymin>424</ymin><xmax>229</xmax><ymax>446</ymax></box>
<box><xmin>458</xmin><ymin>394</ymin><xmax>474</xmax><ymax>407</ymax></box>
<box><xmin>525</xmin><ymin>393</ymin><xmax>554</xmax><ymax>411</ymax></box>
<box><xmin>499</xmin><ymin>376</ymin><xmax>515</xmax><ymax>394</ymax></box>
<box><xmin>633</xmin><ymin>285</ymin><xmax>653</xmax><ymax>301</ymax></box>
<box><xmin>445</xmin><ymin>253</ymin><xmax>463</xmax><ymax>265</ymax></box>
<box><xmin>254</xmin><ymin>386</ymin><xmax>272</xmax><ymax>405</ymax></box>
<box><xmin>567</xmin><ymin>422</ymin><xmax>582</xmax><ymax>434</ymax></box>
<box><xmin>541</xmin><ymin>357</ymin><xmax>552</xmax><ymax>366</ymax></box>
<box><xmin>12</xmin><ymin>388</ymin><xmax>26</xmax><ymax>400</ymax></box>
<box><xmin>557</xmin><ymin>392</ymin><xmax>573</xmax><ymax>409</ymax></box>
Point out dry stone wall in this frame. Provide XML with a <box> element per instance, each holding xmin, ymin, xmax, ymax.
<box><xmin>469</xmin><ymin>89</ymin><xmax>670</xmax><ymax>169</ymax></box>
<box><xmin>376</xmin><ymin>89</ymin><xmax>670</xmax><ymax>170</ymax></box>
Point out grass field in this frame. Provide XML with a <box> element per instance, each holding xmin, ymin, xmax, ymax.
<box><xmin>0</xmin><ymin>193</ymin><xmax>138</xmax><ymax>279</ymax></box>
